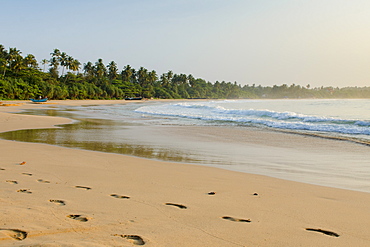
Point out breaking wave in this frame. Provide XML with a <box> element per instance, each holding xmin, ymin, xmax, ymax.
<box><xmin>135</xmin><ymin>101</ymin><xmax>370</xmax><ymax>136</ymax></box>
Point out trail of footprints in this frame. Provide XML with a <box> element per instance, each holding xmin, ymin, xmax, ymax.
<box><xmin>1</xmin><ymin>161</ymin><xmax>341</xmax><ymax>244</ymax></box>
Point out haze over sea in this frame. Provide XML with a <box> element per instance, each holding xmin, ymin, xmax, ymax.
<box><xmin>2</xmin><ymin>99</ymin><xmax>369</xmax><ymax>193</ymax></box>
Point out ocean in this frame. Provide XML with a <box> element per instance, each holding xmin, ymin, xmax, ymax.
<box><xmin>1</xmin><ymin>99</ymin><xmax>369</xmax><ymax>192</ymax></box>
<box><xmin>134</xmin><ymin>99</ymin><xmax>370</xmax><ymax>142</ymax></box>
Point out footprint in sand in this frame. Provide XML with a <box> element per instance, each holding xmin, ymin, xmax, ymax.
<box><xmin>110</xmin><ymin>194</ymin><xmax>130</xmax><ymax>199</ymax></box>
<box><xmin>207</xmin><ymin>191</ymin><xmax>216</xmax><ymax>195</ymax></box>
<box><xmin>0</xmin><ymin>168</ymin><xmax>5</xmax><ymax>170</ymax></box>
<box><xmin>306</xmin><ymin>228</ymin><xmax>340</xmax><ymax>237</ymax></box>
<box><xmin>37</xmin><ymin>179</ymin><xmax>51</xmax><ymax>183</ymax></box>
<box><xmin>49</xmin><ymin>199</ymin><xmax>66</xmax><ymax>206</ymax></box>
<box><xmin>75</xmin><ymin>185</ymin><xmax>92</xmax><ymax>190</ymax></box>
<box><xmin>114</xmin><ymin>234</ymin><xmax>145</xmax><ymax>245</ymax></box>
<box><xmin>165</xmin><ymin>203</ymin><xmax>187</xmax><ymax>209</ymax></box>
<box><xmin>67</xmin><ymin>215</ymin><xmax>89</xmax><ymax>222</ymax></box>
<box><xmin>21</xmin><ymin>173</ymin><xmax>32</xmax><ymax>176</ymax></box>
<box><xmin>0</xmin><ymin>229</ymin><xmax>28</xmax><ymax>241</ymax></box>
<box><xmin>17</xmin><ymin>189</ymin><xmax>32</xmax><ymax>194</ymax></box>
<box><xmin>222</xmin><ymin>216</ymin><xmax>251</xmax><ymax>223</ymax></box>
<box><xmin>6</xmin><ymin>180</ymin><xmax>18</xmax><ymax>184</ymax></box>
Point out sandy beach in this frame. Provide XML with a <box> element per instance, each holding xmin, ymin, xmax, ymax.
<box><xmin>1</xmin><ymin>100</ymin><xmax>370</xmax><ymax>246</ymax></box>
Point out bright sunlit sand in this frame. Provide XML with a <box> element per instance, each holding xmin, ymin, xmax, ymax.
<box><xmin>1</xmin><ymin>100</ymin><xmax>370</xmax><ymax>246</ymax></box>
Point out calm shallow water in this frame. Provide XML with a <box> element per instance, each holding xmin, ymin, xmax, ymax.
<box><xmin>1</xmin><ymin>99</ymin><xmax>369</xmax><ymax>193</ymax></box>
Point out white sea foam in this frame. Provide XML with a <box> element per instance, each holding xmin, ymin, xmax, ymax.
<box><xmin>135</xmin><ymin>100</ymin><xmax>370</xmax><ymax>137</ymax></box>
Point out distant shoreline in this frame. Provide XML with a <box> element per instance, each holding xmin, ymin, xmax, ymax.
<box><xmin>1</xmin><ymin>99</ymin><xmax>369</xmax><ymax>193</ymax></box>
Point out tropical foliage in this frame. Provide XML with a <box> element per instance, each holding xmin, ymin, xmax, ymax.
<box><xmin>1</xmin><ymin>44</ymin><xmax>370</xmax><ymax>100</ymax></box>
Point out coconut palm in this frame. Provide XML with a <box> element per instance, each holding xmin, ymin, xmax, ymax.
<box><xmin>137</xmin><ymin>67</ymin><xmax>149</xmax><ymax>87</ymax></box>
<box><xmin>94</xmin><ymin>58</ymin><xmax>106</xmax><ymax>79</ymax></box>
<box><xmin>24</xmin><ymin>54</ymin><xmax>38</xmax><ymax>68</ymax></box>
<box><xmin>63</xmin><ymin>57</ymin><xmax>81</xmax><ymax>83</ymax></box>
<box><xmin>166</xmin><ymin>70</ymin><xmax>173</xmax><ymax>82</ymax></box>
<box><xmin>160</xmin><ymin>71</ymin><xmax>174</xmax><ymax>89</ymax></box>
<box><xmin>69</xmin><ymin>59</ymin><xmax>81</xmax><ymax>74</ymax></box>
<box><xmin>49</xmin><ymin>57</ymin><xmax>60</xmax><ymax>78</ymax></box>
<box><xmin>59</xmin><ymin>52</ymin><xmax>68</xmax><ymax>76</ymax></box>
<box><xmin>7</xmin><ymin>48</ymin><xmax>21</xmax><ymax>65</ymax></box>
<box><xmin>121</xmin><ymin>65</ymin><xmax>133</xmax><ymax>82</ymax></box>
<box><xmin>148</xmin><ymin>70</ymin><xmax>158</xmax><ymax>85</ymax></box>
<box><xmin>83</xmin><ymin>61</ymin><xmax>94</xmax><ymax>77</ymax></box>
<box><xmin>0</xmin><ymin>58</ymin><xmax>6</xmax><ymax>78</ymax></box>
<box><xmin>41</xmin><ymin>59</ymin><xmax>48</xmax><ymax>72</ymax></box>
<box><xmin>49</xmin><ymin>49</ymin><xmax>61</xmax><ymax>78</ymax></box>
<box><xmin>50</xmin><ymin>49</ymin><xmax>61</xmax><ymax>58</ymax></box>
<box><xmin>11</xmin><ymin>55</ymin><xmax>25</xmax><ymax>73</ymax></box>
<box><xmin>7</xmin><ymin>48</ymin><xmax>24</xmax><ymax>73</ymax></box>
<box><xmin>107</xmin><ymin>61</ymin><xmax>118</xmax><ymax>80</ymax></box>
<box><xmin>0</xmin><ymin>44</ymin><xmax>7</xmax><ymax>59</ymax></box>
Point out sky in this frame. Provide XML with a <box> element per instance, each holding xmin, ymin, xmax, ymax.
<box><xmin>1</xmin><ymin>0</ymin><xmax>370</xmax><ymax>88</ymax></box>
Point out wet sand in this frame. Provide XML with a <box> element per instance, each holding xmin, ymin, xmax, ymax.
<box><xmin>1</xmin><ymin>100</ymin><xmax>370</xmax><ymax>246</ymax></box>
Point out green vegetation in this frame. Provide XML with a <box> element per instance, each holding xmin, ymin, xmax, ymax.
<box><xmin>1</xmin><ymin>44</ymin><xmax>369</xmax><ymax>100</ymax></box>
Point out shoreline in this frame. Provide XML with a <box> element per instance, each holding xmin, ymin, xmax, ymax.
<box><xmin>2</xmin><ymin>100</ymin><xmax>369</xmax><ymax>193</ymax></box>
<box><xmin>1</xmin><ymin>100</ymin><xmax>370</xmax><ymax>246</ymax></box>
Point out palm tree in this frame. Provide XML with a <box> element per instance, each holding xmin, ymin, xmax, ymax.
<box><xmin>0</xmin><ymin>45</ymin><xmax>7</xmax><ymax>77</ymax></box>
<box><xmin>121</xmin><ymin>65</ymin><xmax>133</xmax><ymax>82</ymax></box>
<box><xmin>83</xmin><ymin>61</ymin><xmax>94</xmax><ymax>77</ymax></box>
<box><xmin>66</xmin><ymin>56</ymin><xmax>74</xmax><ymax>73</ymax></box>
<box><xmin>160</xmin><ymin>71</ymin><xmax>174</xmax><ymax>89</ymax></box>
<box><xmin>50</xmin><ymin>49</ymin><xmax>61</xmax><ymax>58</ymax></box>
<box><xmin>137</xmin><ymin>67</ymin><xmax>149</xmax><ymax>87</ymax></box>
<box><xmin>6</xmin><ymin>48</ymin><xmax>24</xmax><ymax>74</ymax></box>
<box><xmin>41</xmin><ymin>59</ymin><xmax>48</xmax><ymax>72</ymax></box>
<box><xmin>11</xmin><ymin>55</ymin><xmax>25</xmax><ymax>73</ymax></box>
<box><xmin>166</xmin><ymin>70</ymin><xmax>173</xmax><ymax>82</ymax></box>
<box><xmin>148</xmin><ymin>70</ymin><xmax>158</xmax><ymax>85</ymax></box>
<box><xmin>7</xmin><ymin>48</ymin><xmax>21</xmax><ymax>67</ymax></box>
<box><xmin>49</xmin><ymin>57</ymin><xmax>60</xmax><ymax>78</ymax></box>
<box><xmin>94</xmin><ymin>58</ymin><xmax>106</xmax><ymax>79</ymax></box>
<box><xmin>107</xmin><ymin>61</ymin><xmax>118</xmax><ymax>80</ymax></box>
<box><xmin>49</xmin><ymin>49</ymin><xmax>61</xmax><ymax>78</ymax></box>
<box><xmin>0</xmin><ymin>44</ymin><xmax>7</xmax><ymax>59</ymax></box>
<box><xmin>24</xmin><ymin>54</ymin><xmax>38</xmax><ymax>68</ymax></box>
<box><xmin>160</xmin><ymin>73</ymin><xmax>169</xmax><ymax>88</ymax></box>
<box><xmin>0</xmin><ymin>57</ymin><xmax>6</xmax><ymax>78</ymax></box>
<box><xmin>69</xmin><ymin>59</ymin><xmax>81</xmax><ymax>74</ymax></box>
<box><xmin>59</xmin><ymin>52</ymin><xmax>68</xmax><ymax>76</ymax></box>
<box><xmin>63</xmin><ymin>57</ymin><xmax>81</xmax><ymax>83</ymax></box>
<box><xmin>188</xmin><ymin>74</ymin><xmax>195</xmax><ymax>87</ymax></box>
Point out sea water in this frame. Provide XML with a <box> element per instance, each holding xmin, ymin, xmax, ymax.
<box><xmin>133</xmin><ymin>99</ymin><xmax>370</xmax><ymax>142</ymax></box>
<box><xmin>64</xmin><ymin>99</ymin><xmax>370</xmax><ymax>193</ymax></box>
<box><xmin>2</xmin><ymin>99</ymin><xmax>370</xmax><ymax>192</ymax></box>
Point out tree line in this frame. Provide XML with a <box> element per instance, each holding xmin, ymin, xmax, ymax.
<box><xmin>1</xmin><ymin>44</ymin><xmax>370</xmax><ymax>100</ymax></box>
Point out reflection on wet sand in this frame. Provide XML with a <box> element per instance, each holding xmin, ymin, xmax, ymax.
<box><xmin>2</xmin><ymin>106</ymin><xmax>370</xmax><ymax>193</ymax></box>
<box><xmin>0</xmin><ymin>108</ymin><xmax>202</xmax><ymax>164</ymax></box>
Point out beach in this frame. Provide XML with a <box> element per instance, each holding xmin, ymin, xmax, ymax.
<box><xmin>1</xmin><ymin>100</ymin><xmax>370</xmax><ymax>246</ymax></box>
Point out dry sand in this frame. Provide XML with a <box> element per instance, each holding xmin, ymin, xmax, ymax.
<box><xmin>1</xmin><ymin>100</ymin><xmax>370</xmax><ymax>246</ymax></box>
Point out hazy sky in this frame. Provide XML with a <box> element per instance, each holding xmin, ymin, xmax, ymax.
<box><xmin>2</xmin><ymin>0</ymin><xmax>370</xmax><ymax>87</ymax></box>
